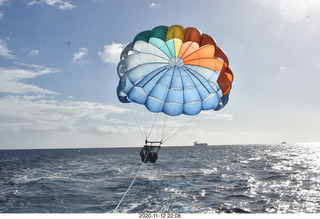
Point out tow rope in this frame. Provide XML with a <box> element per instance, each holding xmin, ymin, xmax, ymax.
<box><xmin>113</xmin><ymin>155</ymin><xmax>147</xmax><ymax>213</ymax></box>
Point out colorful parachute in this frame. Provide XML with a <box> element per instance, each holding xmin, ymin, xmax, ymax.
<box><xmin>117</xmin><ymin>25</ymin><xmax>233</xmax><ymax>116</ymax></box>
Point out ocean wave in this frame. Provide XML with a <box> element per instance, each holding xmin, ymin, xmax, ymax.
<box><xmin>1</xmin><ymin>144</ymin><xmax>320</xmax><ymax>213</ymax></box>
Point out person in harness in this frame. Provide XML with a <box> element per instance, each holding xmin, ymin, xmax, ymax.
<box><xmin>140</xmin><ymin>140</ymin><xmax>161</xmax><ymax>163</ymax></box>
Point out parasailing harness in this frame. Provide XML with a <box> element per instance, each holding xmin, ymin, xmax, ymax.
<box><xmin>139</xmin><ymin>140</ymin><xmax>162</xmax><ymax>163</ymax></box>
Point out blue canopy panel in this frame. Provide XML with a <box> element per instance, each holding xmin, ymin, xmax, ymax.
<box><xmin>185</xmin><ymin>65</ymin><xmax>223</xmax><ymax>99</ymax></box>
<box><xmin>122</xmin><ymin>65</ymin><xmax>222</xmax><ymax>116</ymax></box>
<box><xmin>117</xmin><ymin>81</ymin><xmax>130</xmax><ymax>103</ymax></box>
<box><xmin>127</xmin><ymin>66</ymin><xmax>169</xmax><ymax>104</ymax></box>
<box><xmin>214</xmin><ymin>92</ymin><xmax>230</xmax><ymax>111</ymax></box>
<box><xmin>182</xmin><ymin>67</ymin><xmax>220</xmax><ymax>111</ymax></box>
<box><xmin>145</xmin><ymin>67</ymin><xmax>175</xmax><ymax>114</ymax></box>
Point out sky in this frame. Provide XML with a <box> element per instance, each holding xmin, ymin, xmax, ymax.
<box><xmin>0</xmin><ymin>0</ymin><xmax>320</xmax><ymax>149</ymax></box>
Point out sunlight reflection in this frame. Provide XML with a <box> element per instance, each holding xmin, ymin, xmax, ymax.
<box><xmin>280</xmin><ymin>0</ymin><xmax>307</xmax><ymax>22</ymax></box>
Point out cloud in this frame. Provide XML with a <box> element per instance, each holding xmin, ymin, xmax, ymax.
<box><xmin>98</xmin><ymin>42</ymin><xmax>126</xmax><ymax>64</ymax></box>
<box><xmin>149</xmin><ymin>3</ymin><xmax>161</xmax><ymax>8</ymax></box>
<box><xmin>29</xmin><ymin>49</ymin><xmax>40</xmax><ymax>56</ymax></box>
<box><xmin>0</xmin><ymin>0</ymin><xmax>9</xmax><ymax>6</ymax></box>
<box><xmin>215</xmin><ymin>114</ymin><xmax>234</xmax><ymax>120</ymax></box>
<box><xmin>0</xmin><ymin>60</ymin><xmax>131</xmax><ymax>135</ymax></box>
<box><xmin>28</xmin><ymin>0</ymin><xmax>76</xmax><ymax>11</ymax></box>
<box><xmin>0</xmin><ymin>0</ymin><xmax>10</xmax><ymax>21</ymax></box>
<box><xmin>78</xmin><ymin>124</ymin><xmax>133</xmax><ymax>135</ymax></box>
<box><xmin>0</xmin><ymin>95</ymin><xmax>130</xmax><ymax>133</ymax></box>
<box><xmin>72</xmin><ymin>47</ymin><xmax>88</xmax><ymax>63</ymax></box>
<box><xmin>280</xmin><ymin>0</ymin><xmax>307</xmax><ymax>22</ymax></box>
<box><xmin>0</xmin><ymin>63</ymin><xmax>58</xmax><ymax>94</ymax></box>
<box><xmin>0</xmin><ymin>39</ymin><xmax>16</xmax><ymax>59</ymax></box>
<box><xmin>200</xmin><ymin>112</ymin><xmax>234</xmax><ymax>120</ymax></box>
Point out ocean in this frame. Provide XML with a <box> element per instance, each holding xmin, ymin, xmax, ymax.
<box><xmin>0</xmin><ymin>143</ymin><xmax>320</xmax><ymax>213</ymax></box>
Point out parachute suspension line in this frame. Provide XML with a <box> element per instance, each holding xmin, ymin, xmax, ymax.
<box><xmin>129</xmin><ymin>103</ymin><xmax>147</xmax><ymax>140</ymax></box>
<box><xmin>161</xmin><ymin>113</ymin><xmax>169</xmax><ymax>142</ymax></box>
<box><xmin>163</xmin><ymin>108</ymin><xmax>205</xmax><ymax>145</ymax></box>
<box><xmin>113</xmin><ymin>155</ymin><xmax>148</xmax><ymax>213</ymax></box>
<box><xmin>161</xmin><ymin>114</ymin><xmax>178</xmax><ymax>142</ymax></box>
<box><xmin>162</xmin><ymin>113</ymin><xmax>205</xmax><ymax>144</ymax></box>
<box><xmin>146</xmin><ymin>110</ymin><xmax>160</xmax><ymax>141</ymax></box>
<box><xmin>156</xmin><ymin>113</ymin><xmax>166</xmax><ymax>143</ymax></box>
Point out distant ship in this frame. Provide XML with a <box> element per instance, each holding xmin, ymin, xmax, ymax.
<box><xmin>194</xmin><ymin>141</ymin><xmax>208</xmax><ymax>146</ymax></box>
<box><xmin>281</xmin><ymin>141</ymin><xmax>286</xmax><ymax>145</ymax></box>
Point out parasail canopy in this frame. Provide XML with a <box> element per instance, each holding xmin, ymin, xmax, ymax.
<box><xmin>117</xmin><ymin>25</ymin><xmax>234</xmax><ymax>116</ymax></box>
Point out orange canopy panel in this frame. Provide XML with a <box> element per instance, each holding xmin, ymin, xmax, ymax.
<box><xmin>214</xmin><ymin>46</ymin><xmax>229</xmax><ymax>66</ymax></box>
<box><xmin>200</xmin><ymin>34</ymin><xmax>217</xmax><ymax>47</ymax></box>
<box><xmin>184</xmin><ymin>58</ymin><xmax>224</xmax><ymax>72</ymax></box>
<box><xmin>183</xmin><ymin>45</ymin><xmax>216</xmax><ymax>62</ymax></box>
<box><xmin>218</xmin><ymin>68</ymin><xmax>233</xmax><ymax>95</ymax></box>
<box><xmin>184</xmin><ymin>27</ymin><xmax>202</xmax><ymax>44</ymax></box>
<box><xmin>178</xmin><ymin>42</ymin><xmax>200</xmax><ymax>59</ymax></box>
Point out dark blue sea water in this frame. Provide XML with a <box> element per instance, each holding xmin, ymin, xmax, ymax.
<box><xmin>1</xmin><ymin>143</ymin><xmax>320</xmax><ymax>213</ymax></box>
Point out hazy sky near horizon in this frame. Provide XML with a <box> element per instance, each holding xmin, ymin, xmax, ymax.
<box><xmin>1</xmin><ymin>0</ymin><xmax>320</xmax><ymax>149</ymax></box>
